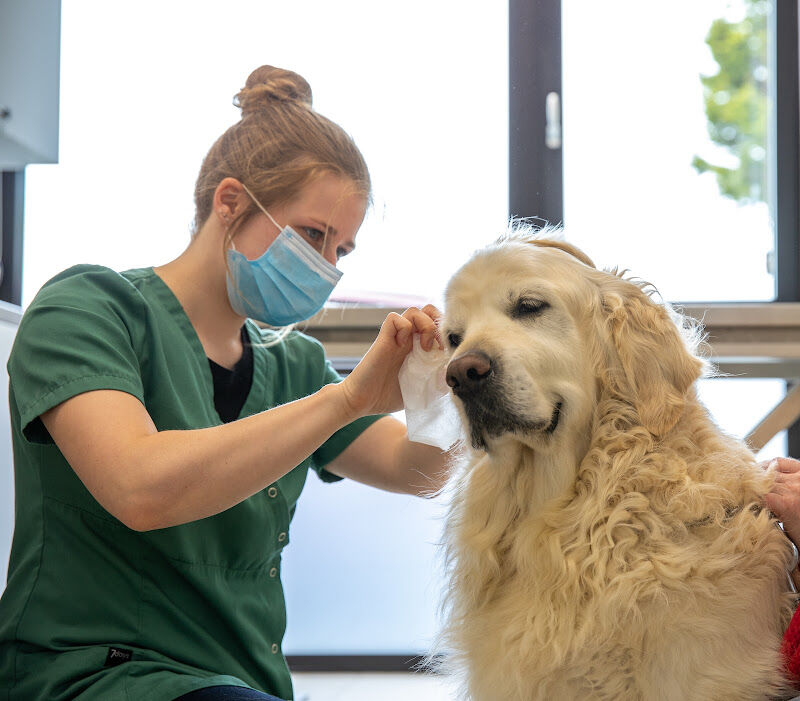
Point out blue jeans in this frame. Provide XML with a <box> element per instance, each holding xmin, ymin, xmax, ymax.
<box><xmin>172</xmin><ymin>686</ymin><xmax>286</xmax><ymax>700</ymax></box>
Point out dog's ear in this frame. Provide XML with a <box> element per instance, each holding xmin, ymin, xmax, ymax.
<box><xmin>602</xmin><ymin>285</ymin><xmax>703</xmax><ymax>436</ymax></box>
<box><xmin>529</xmin><ymin>239</ymin><xmax>596</xmax><ymax>268</ymax></box>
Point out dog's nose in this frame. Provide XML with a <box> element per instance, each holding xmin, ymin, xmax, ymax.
<box><xmin>446</xmin><ymin>351</ymin><xmax>493</xmax><ymax>393</ymax></box>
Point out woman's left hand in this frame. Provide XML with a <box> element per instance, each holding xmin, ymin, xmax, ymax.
<box><xmin>338</xmin><ymin>304</ymin><xmax>442</xmax><ymax>419</ymax></box>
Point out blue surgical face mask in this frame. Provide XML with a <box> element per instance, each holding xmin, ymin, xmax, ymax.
<box><xmin>225</xmin><ymin>184</ymin><xmax>343</xmax><ymax>326</ymax></box>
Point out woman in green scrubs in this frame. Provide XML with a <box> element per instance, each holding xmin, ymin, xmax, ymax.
<box><xmin>0</xmin><ymin>65</ymin><xmax>450</xmax><ymax>701</ymax></box>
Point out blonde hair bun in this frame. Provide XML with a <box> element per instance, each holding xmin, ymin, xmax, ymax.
<box><xmin>193</xmin><ymin>63</ymin><xmax>370</xmax><ymax>236</ymax></box>
<box><xmin>234</xmin><ymin>65</ymin><xmax>313</xmax><ymax>115</ymax></box>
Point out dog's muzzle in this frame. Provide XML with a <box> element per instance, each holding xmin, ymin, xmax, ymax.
<box><xmin>446</xmin><ymin>351</ymin><xmax>562</xmax><ymax>449</ymax></box>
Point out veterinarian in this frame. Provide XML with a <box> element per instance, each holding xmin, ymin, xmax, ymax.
<box><xmin>0</xmin><ymin>66</ymin><xmax>449</xmax><ymax>701</ymax></box>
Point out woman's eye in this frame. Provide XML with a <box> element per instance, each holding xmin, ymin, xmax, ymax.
<box><xmin>302</xmin><ymin>227</ymin><xmax>325</xmax><ymax>242</ymax></box>
<box><xmin>512</xmin><ymin>299</ymin><xmax>549</xmax><ymax>318</ymax></box>
<box><xmin>447</xmin><ymin>332</ymin><xmax>462</xmax><ymax>348</ymax></box>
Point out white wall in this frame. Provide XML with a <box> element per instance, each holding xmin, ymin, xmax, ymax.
<box><xmin>0</xmin><ymin>0</ymin><xmax>60</xmax><ymax>169</ymax></box>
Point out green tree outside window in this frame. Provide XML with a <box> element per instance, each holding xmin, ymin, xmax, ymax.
<box><xmin>694</xmin><ymin>0</ymin><xmax>770</xmax><ymax>204</ymax></box>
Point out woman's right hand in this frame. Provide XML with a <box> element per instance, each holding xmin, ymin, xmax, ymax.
<box><xmin>338</xmin><ymin>305</ymin><xmax>441</xmax><ymax>419</ymax></box>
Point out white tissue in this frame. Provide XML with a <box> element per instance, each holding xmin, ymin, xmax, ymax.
<box><xmin>398</xmin><ymin>335</ymin><xmax>462</xmax><ymax>450</ymax></box>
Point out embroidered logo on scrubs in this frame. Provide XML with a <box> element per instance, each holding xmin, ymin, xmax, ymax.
<box><xmin>104</xmin><ymin>647</ymin><xmax>133</xmax><ymax>667</ymax></box>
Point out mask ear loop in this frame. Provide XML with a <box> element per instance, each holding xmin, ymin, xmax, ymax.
<box><xmin>240</xmin><ymin>182</ymin><xmax>283</xmax><ymax>232</ymax></box>
<box><xmin>219</xmin><ymin>210</ymin><xmax>236</xmax><ymax>253</ymax></box>
<box><xmin>240</xmin><ymin>181</ymin><xmax>333</xmax><ymax>263</ymax></box>
<box><xmin>220</xmin><ymin>194</ymin><xmax>256</xmax><ymax>313</ymax></box>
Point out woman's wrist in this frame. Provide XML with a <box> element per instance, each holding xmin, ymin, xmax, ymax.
<box><xmin>325</xmin><ymin>380</ymin><xmax>365</xmax><ymax>424</ymax></box>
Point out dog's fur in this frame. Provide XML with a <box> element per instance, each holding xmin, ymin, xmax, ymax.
<box><xmin>436</xmin><ymin>225</ymin><xmax>797</xmax><ymax>700</ymax></box>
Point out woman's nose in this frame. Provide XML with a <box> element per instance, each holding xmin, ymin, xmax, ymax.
<box><xmin>322</xmin><ymin>245</ymin><xmax>338</xmax><ymax>267</ymax></box>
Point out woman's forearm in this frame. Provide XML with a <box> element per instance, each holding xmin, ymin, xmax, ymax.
<box><xmin>396</xmin><ymin>438</ymin><xmax>453</xmax><ymax>497</ymax></box>
<box><xmin>125</xmin><ymin>383</ymin><xmax>357</xmax><ymax>530</ymax></box>
<box><xmin>325</xmin><ymin>416</ymin><xmax>453</xmax><ymax>497</ymax></box>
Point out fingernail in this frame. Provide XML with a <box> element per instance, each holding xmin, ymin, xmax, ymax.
<box><xmin>769</xmin><ymin>459</ymin><xmax>779</xmax><ymax>471</ymax></box>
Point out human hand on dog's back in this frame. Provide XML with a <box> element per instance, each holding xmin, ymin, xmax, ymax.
<box><xmin>339</xmin><ymin>304</ymin><xmax>441</xmax><ymax>418</ymax></box>
<box><xmin>764</xmin><ymin>457</ymin><xmax>800</xmax><ymax>547</ymax></box>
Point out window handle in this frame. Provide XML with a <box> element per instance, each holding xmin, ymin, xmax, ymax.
<box><xmin>545</xmin><ymin>91</ymin><xmax>562</xmax><ymax>150</ymax></box>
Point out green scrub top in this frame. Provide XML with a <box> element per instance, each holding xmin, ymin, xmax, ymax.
<box><xmin>0</xmin><ymin>265</ymin><xmax>383</xmax><ymax>701</ymax></box>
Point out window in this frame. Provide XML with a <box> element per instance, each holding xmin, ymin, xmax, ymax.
<box><xmin>562</xmin><ymin>0</ymin><xmax>775</xmax><ymax>302</ymax></box>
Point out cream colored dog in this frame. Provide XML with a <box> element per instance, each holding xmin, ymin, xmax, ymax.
<box><xmin>436</xmin><ymin>226</ymin><xmax>798</xmax><ymax>700</ymax></box>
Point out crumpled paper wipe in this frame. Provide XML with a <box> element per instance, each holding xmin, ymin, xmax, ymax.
<box><xmin>398</xmin><ymin>335</ymin><xmax>462</xmax><ymax>450</ymax></box>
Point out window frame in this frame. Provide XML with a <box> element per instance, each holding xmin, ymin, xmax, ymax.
<box><xmin>0</xmin><ymin>171</ymin><xmax>24</xmax><ymax>305</ymax></box>
<box><xmin>770</xmin><ymin>0</ymin><xmax>799</xmax><ymax>451</ymax></box>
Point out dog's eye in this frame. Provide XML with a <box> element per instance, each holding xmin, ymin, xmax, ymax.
<box><xmin>447</xmin><ymin>332</ymin><xmax>462</xmax><ymax>348</ymax></box>
<box><xmin>512</xmin><ymin>299</ymin><xmax>550</xmax><ymax>319</ymax></box>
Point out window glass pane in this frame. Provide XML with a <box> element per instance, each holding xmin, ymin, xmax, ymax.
<box><xmin>283</xmin><ymin>413</ymin><xmax>447</xmax><ymax>654</ymax></box>
<box><xmin>562</xmin><ymin>0</ymin><xmax>775</xmax><ymax>302</ymax></box>
<box><xmin>697</xmin><ymin>377</ymin><xmax>788</xmax><ymax>461</ymax></box>
<box><xmin>22</xmin><ymin>1</ymin><xmax>508</xmax><ymax>309</ymax></box>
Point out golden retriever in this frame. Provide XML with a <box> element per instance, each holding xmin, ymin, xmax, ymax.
<box><xmin>436</xmin><ymin>225</ymin><xmax>798</xmax><ymax>700</ymax></box>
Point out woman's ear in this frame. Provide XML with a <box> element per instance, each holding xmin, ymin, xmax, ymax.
<box><xmin>213</xmin><ymin>178</ymin><xmax>248</xmax><ymax>222</ymax></box>
<box><xmin>602</xmin><ymin>285</ymin><xmax>704</xmax><ymax>437</ymax></box>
